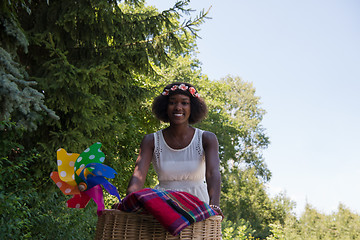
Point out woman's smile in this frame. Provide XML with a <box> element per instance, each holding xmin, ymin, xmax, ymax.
<box><xmin>167</xmin><ymin>94</ymin><xmax>191</xmax><ymax>124</ymax></box>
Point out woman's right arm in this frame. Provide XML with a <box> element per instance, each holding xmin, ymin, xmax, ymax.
<box><xmin>126</xmin><ymin>133</ymin><xmax>154</xmax><ymax>195</ymax></box>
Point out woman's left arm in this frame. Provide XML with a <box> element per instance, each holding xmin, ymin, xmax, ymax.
<box><xmin>203</xmin><ymin>131</ymin><xmax>221</xmax><ymax>207</ymax></box>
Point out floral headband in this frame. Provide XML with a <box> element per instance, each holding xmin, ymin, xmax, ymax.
<box><xmin>162</xmin><ymin>84</ymin><xmax>200</xmax><ymax>98</ymax></box>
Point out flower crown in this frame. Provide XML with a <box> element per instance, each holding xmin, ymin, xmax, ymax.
<box><xmin>162</xmin><ymin>84</ymin><xmax>200</xmax><ymax>98</ymax></box>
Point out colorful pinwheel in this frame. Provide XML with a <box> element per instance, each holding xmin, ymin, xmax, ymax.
<box><xmin>50</xmin><ymin>142</ymin><xmax>121</xmax><ymax>215</ymax></box>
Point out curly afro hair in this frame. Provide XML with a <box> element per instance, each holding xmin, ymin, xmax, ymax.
<box><xmin>152</xmin><ymin>82</ymin><xmax>208</xmax><ymax>124</ymax></box>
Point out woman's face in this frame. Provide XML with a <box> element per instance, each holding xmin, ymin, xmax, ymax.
<box><xmin>167</xmin><ymin>94</ymin><xmax>191</xmax><ymax>125</ymax></box>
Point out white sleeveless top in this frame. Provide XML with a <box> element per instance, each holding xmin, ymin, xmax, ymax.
<box><xmin>152</xmin><ymin>128</ymin><xmax>210</xmax><ymax>203</ymax></box>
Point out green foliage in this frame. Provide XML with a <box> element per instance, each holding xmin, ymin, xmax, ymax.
<box><xmin>0</xmin><ymin>123</ymin><xmax>97</xmax><ymax>239</ymax></box>
<box><xmin>265</xmin><ymin>203</ymin><xmax>360</xmax><ymax>240</ymax></box>
<box><xmin>266</xmin><ymin>223</ymin><xmax>285</xmax><ymax>240</ymax></box>
<box><xmin>0</xmin><ymin>0</ymin><xmax>209</xmax><ymax>195</ymax></box>
<box><xmin>1</xmin><ymin>1</ymin><xmax>210</xmax><ymax>238</ymax></box>
<box><xmin>195</xmin><ymin>76</ymin><xmax>271</xmax><ymax>181</ymax></box>
<box><xmin>297</xmin><ymin>203</ymin><xmax>360</xmax><ymax>240</ymax></box>
<box><xmin>221</xmin><ymin>166</ymin><xmax>293</xmax><ymax>239</ymax></box>
<box><xmin>222</xmin><ymin>219</ymin><xmax>255</xmax><ymax>240</ymax></box>
<box><xmin>22</xmin><ymin>0</ymin><xmax>205</xmax><ymax>170</ymax></box>
<box><xmin>0</xmin><ymin>1</ymin><xmax>58</xmax><ymax>131</ymax></box>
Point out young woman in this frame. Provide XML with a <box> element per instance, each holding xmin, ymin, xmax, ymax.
<box><xmin>126</xmin><ymin>82</ymin><xmax>222</xmax><ymax>215</ymax></box>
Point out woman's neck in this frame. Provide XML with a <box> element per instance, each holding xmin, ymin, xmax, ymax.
<box><xmin>163</xmin><ymin>124</ymin><xmax>195</xmax><ymax>149</ymax></box>
<box><xmin>167</xmin><ymin>123</ymin><xmax>191</xmax><ymax>136</ymax></box>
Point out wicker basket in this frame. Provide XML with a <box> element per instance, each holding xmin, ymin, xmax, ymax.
<box><xmin>95</xmin><ymin>209</ymin><xmax>222</xmax><ymax>240</ymax></box>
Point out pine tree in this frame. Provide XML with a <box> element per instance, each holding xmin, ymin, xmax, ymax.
<box><xmin>0</xmin><ymin>0</ymin><xmax>58</xmax><ymax>130</ymax></box>
<box><xmin>4</xmin><ymin>0</ymin><xmax>208</xmax><ymax>176</ymax></box>
<box><xmin>0</xmin><ymin>1</ymin><xmax>209</xmax><ymax>238</ymax></box>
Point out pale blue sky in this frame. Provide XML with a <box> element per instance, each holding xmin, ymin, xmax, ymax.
<box><xmin>147</xmin><ymin>0</ymin><xmax>360</xmax><ymax>216</ymax></box>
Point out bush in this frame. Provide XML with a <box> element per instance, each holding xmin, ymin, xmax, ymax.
<box><xmin>0</xmin><ymin>122</ymin><xmax>97</xmax><ymax>239</ymax></box>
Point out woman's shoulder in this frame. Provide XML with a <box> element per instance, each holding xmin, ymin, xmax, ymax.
<box><xmin>200</xmin><ymin>130</ymin><xmax>218</xmax><ymax>147</ymax></box>
<box><xmin>143</xmin><ymin>133</ymin><xmax>155</xmax><ymax>140</ymax></box>
<box><xmin>201</xmin><ymin>130</ymin><xmax>217</xmax><ymax>139</ymax></box>
<box><xmin>141</xmin><ymin>133</ymin><xmax>155</xmax><ymax>148</ymax></box>
<box><xmin>196</xmin><ymin>127</ymin><xmax>216</xmax><ymax>138</ymax></box>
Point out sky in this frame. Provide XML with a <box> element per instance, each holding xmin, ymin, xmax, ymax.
<box><xmin>147</xmin><ymin>0</ymin><xmax>360</xmax><ymax>216</ymax></box>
